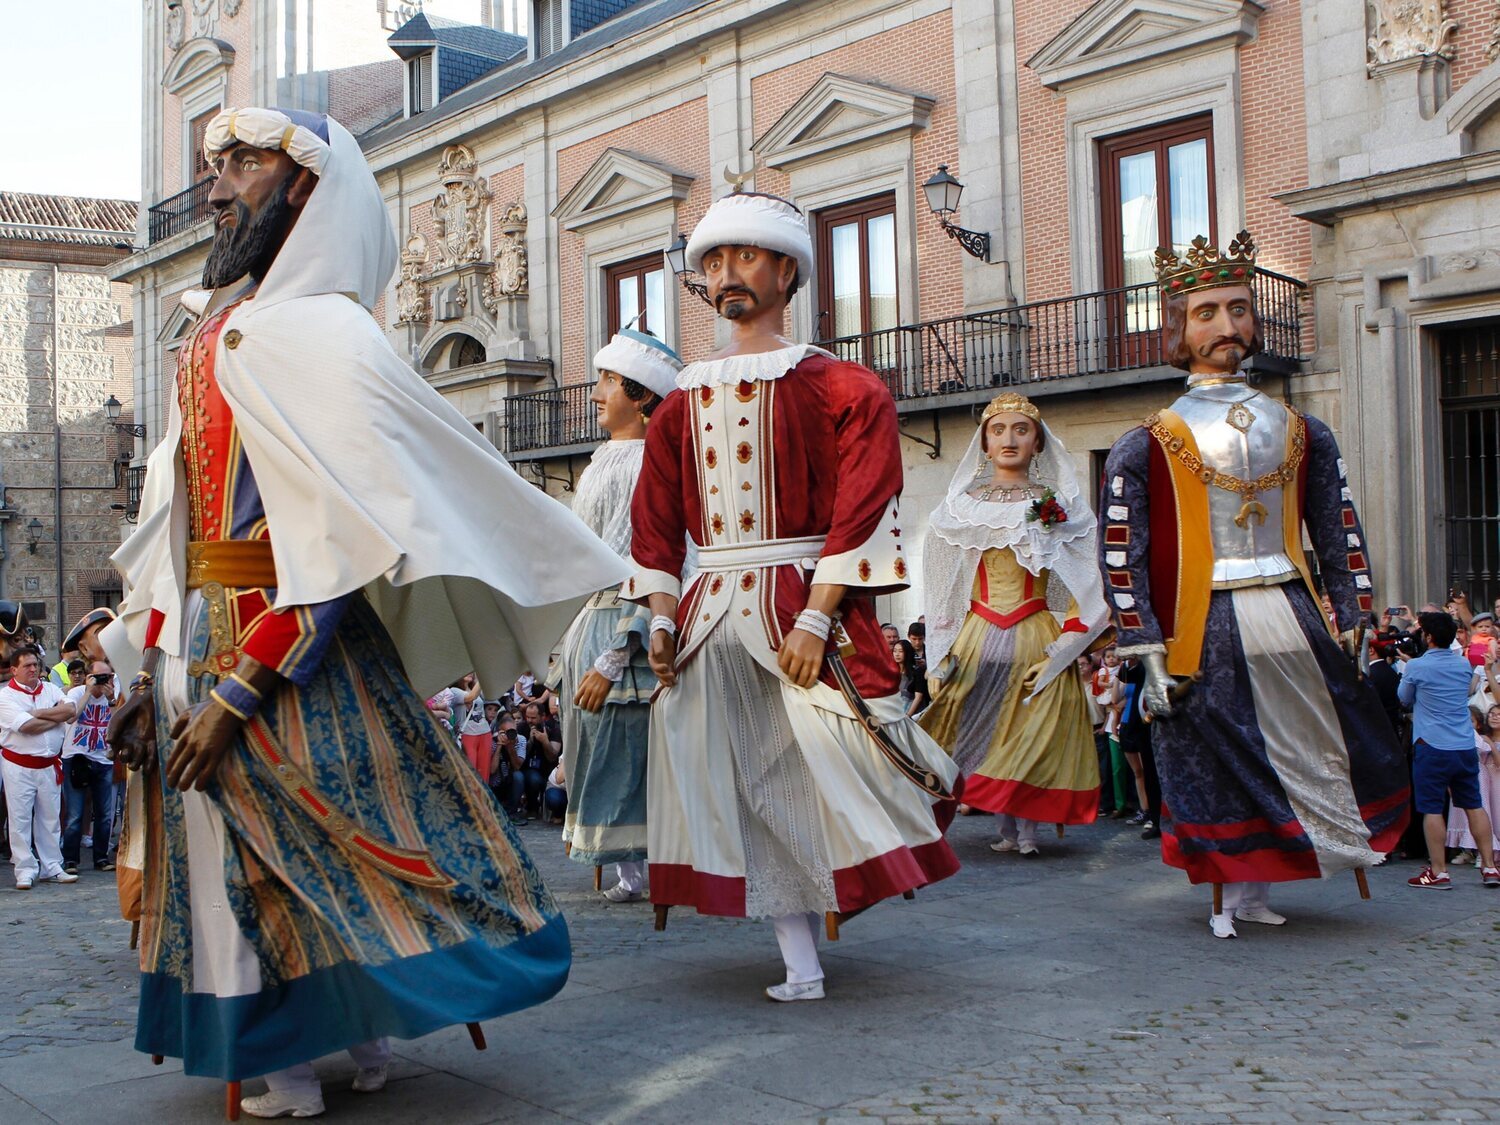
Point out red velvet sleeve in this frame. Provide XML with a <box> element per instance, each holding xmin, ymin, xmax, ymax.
<box><xmin>627</xmin><ymin>389</ymin><xmax>691</xmax><ymax>602</ymax></box>
<box><xmin>810</xmin><ymin>361</ymin><xmax>909</xmax><ymax>596</ymax></box>
<box><xmin>143</xmin><ymin>609</ymin><xmax>166</xmax><ymax>650</ymax></box>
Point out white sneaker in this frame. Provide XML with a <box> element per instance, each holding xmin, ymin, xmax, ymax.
<box><xmin>1234</xmin><ymin>905</ymin><xmax>1288</xmax><ymax>926</ymax></box>
<box><xmin>601</xmin><ymin>882</ymin><xmax>643</xmax><ymax>902</ymax></box>
<box><xmin>241</xmin><ymin>1089</ymin><xmax>326</xmax><ymax>1118</ymax></box>
<box><xmin>1452</xmin><ymin>850</ymin><xmax>1476</xmax><ymax>867</ymax></box>
<box><xmin>1209</xmin><ymin>912</ymin><xmax>1238</xmax><ymax>939</ymax></box>
<box><xmin>1018</xmin><ymin>843</ymin><xmax>1041</xmax><ymax>857</ymax></box>
<box><xmin>44</xmin><ymin>871</ymin><xmax>79</xmax><ymax>884</ymax></box>
<box><xmin>15</xmin><ymin>878</ymin><xmax>32</xmax><ymax>891</ymax></box>
<box><xmin>765</xmin><ymin>979</ymin><xmax>825</xmax><ymax>1002</ymax></box>
<box><xmin>989</xmin><ymin>839</ymin><xmax>1019</xmax><ymax>853</ymax></box>
<box><xmin>351</xmin><ymin>1064</ymin><xmax>388</xmax><ymax>1093</ymax></box>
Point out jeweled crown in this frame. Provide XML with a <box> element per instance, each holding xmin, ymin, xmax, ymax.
<box><xmin>981</xmin><ymin>391</ymin><xmax>1041</xmax><ymax>424</ymax></box>
<box><xmin>1153</xmin><ymin>230</ymin><xmax>1257</xmax><ymax>297</ymax></box>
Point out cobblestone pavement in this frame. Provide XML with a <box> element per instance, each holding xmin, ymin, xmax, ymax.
<box><xmin>2</xmin><ymin>812</ymin><xmax>1498</xmax><ymax>1123</ymax></box>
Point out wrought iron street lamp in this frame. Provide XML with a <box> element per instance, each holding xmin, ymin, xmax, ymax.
<box><xmin>923</xmin><ymin>165</ymin><xmax>990</xmax><ymax>263</ymax></box>
<box><xmin>26</xmin><ymin>518</ymin><xmax>43</xmax><ymax>555</ymax></box>
<box><xmin>104</xmin><ymin>395</ymin><xmax>146</xmax><ymax>439</ymax></box>
<box><xmin>664</xmin><ymin>233</ymin><xmax>713</xmax><ymax>305</ymax></box>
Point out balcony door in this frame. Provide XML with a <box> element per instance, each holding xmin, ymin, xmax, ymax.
<box><xmin>1099</xmin><ymin>117</ymin><xmax>1215</xmax><ymax>368</ymax></box>
<box><xmin>815</xmin><ymin>194</ymin><xmax>899</xmax><ymax>381</ymax></box>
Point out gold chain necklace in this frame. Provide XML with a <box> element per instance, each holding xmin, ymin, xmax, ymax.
<box><xmin>974</xmin><ymin>483</ymin><xmax>1036</xmax><ymax>503</ymax></box>
<box><xmin>1144</xmin><ymin>407</ymin><xmax>1306</xmax><ymax>529</ymax></box>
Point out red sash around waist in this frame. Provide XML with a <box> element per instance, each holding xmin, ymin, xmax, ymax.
<box><xmin>2</xmin><ymin>748</ymin><xmax>62</xmax><ymax>784</ymax></box>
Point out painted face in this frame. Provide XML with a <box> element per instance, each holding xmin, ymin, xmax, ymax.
<box><xmin>983</xmin><ymin>412</ymin><xmax>1039</xmax><ymax>474</ymax></box>
<box><xmin>590</xmin><ymin>369</ymin><xmax>640</xmax><ymax>436</ymax></box>
<box><xmin>699</xmin><ymin>244</ymin><xmax>795</xmax><ymax>320</ymax></box>
<box><xmin>1182</xmin><ymin>285</ymin><xmax>1256</xmax><ymax>375</ymax></box>
<box><xmin>203</xmin><ymin>142</ymin><xmax>308</xmax><ymax>288</ymax></box>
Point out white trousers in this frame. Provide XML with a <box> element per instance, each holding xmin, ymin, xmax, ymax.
<box><xmin>3</xmin><ymin>759</ymin><xmax>63</xmax><ymax>883</ymax></box>
<box><xmin>1222</xmin><ymin>881</ymin><xmax>1271</xmax><ymax>914</ymax></box>
<box><xmin>997</xmin><ymin>815</ymin><xmax>1038</xmax><ymax>847</ymax></box>
<box><xmin>615</xmin><ymin>860</ymin><xmax>646</xmax><ymax>893</ymax></box>
<box><xmin>771</xmin><ymin>912</ymin><xmax>824</xmax><ymax>984</ymax></box>
<box><xmin>263</xmin><ymin>1038</ymin><xmax>391</xmax><ymax>1094</ymax></box>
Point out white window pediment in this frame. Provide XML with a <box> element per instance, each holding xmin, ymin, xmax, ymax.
<box><xmin>553</xmin><ymin>149</ymin><xmax>694</xmax><ymax>233</ymax></box>
<box><xmin>752</xmin><ymin>73</ymin><xmax>935</xmax><ymax>171</ymax></box>
<box><xmin>163</xmin><ymin>37</ymin><xmax>236</xmax><ymax>96</ymax></box>
<box><xmin>1028</xmin><ymin>0</ymin><xmax>1263</xmax><ymax>91</ymax></box>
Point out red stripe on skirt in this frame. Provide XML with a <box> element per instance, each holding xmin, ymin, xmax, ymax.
<box><xmin>1160</xmin><ymin>829</ymin><xmax>1323</xmax><ymax>884</ymax></box>
<box><xmin>960</xmin><ymin>774</ymin><xmax>1100</xmax><ymax>824</ymax></box>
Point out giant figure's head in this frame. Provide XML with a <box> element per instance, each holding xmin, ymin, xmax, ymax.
<box><xmin>1155</xmin><ymin>230</ymin><xmax>1264</xmax><ymax>376</ymax></box>
<box><xmin>685</xmin><ymin>191</ymin><xmax>815</xmax><ymax>323</ymax></box>
<box><xmin>200</xmin><ymin>108</ymin><xmax>331</xmax><ymax>290</ymax></box>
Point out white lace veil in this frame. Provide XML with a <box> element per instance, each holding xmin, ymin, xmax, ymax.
<box><xmin>921</xmin><ymin>406</ymin><xmax>1111</xmax><ymax>696</ymax></box>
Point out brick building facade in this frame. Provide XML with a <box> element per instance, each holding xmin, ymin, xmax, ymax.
<box><xmin>117</xmin><ymin>0</ymin><xmax>1500</xmax><ymax>621</ymax></box>
<box><xmin>0</xmin><ymin>193</ymin><xmax>137</xmax><ymax>642</ymax></box>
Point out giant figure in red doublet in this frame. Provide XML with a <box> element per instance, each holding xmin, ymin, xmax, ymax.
<box><xmin>628</xmin><ymin>190</ymin><xmax>959</xmax><ymax>1002</ymax></box>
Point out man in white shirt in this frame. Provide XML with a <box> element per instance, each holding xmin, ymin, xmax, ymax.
<box><xmin>0</xmin><ymin>645</ymin><xmax>79</xmax><ymax>889</ymax></box>
<box><xmin>62</xmin><ymin>661</ymin><xmax>119</xmax><ymax>874</ymax></box>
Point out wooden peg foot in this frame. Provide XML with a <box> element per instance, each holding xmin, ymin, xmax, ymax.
<box><xmin>467</xmin><ymin>1022</ymin><xmax>487</xmax><ymax>1051</ymax></box>
<box><xmin>563</xmin><ymin>841</ymin><xmax>571</xmax><ymax>857</ymax></box>
<box><xmin>593</xmin><ymin>866</ymin><xmax>602</xmax><ymax>892</ymax></box>
<box><xmin>1212</xmin><ymin>883</ymin><xmax>1223</xmax><ymax>915</ymax></box>
<box><xmin>1354</xmin><ymin>868</ymin><xmax>1371</xmax><ymax>900</ymax></box>
<box><xmin>824</xmin><ymin>912</ymin><xmax>840</xmax><ymax>941</ymax></box>
<box><xmin>1056</xmin><ymin>823</ymin><xmax>1065</xmax><ymax>839</ymax></box>
<box><xmin>129</xmin><ymin>919</ymin><xmax>139</xmax><ymax>950</ymax></box>
<box><xmin>653</xmin><ymin>904</ymin><xmax>669</xmax><ymax>931</ymax></box>
<box><xmin>152</xmin><ymin>1055</ymin><xmax>164</xmax><ymax>1065</ymax></box>
<box><xmin>225</xmin><ymin>1080</ymin><xmax>241</xmax><ymax>1121</ymax></box>
<box><xmin>902</xmin><ymin>889</ymin><xmax>915</xmax><ymax>901</ymax></box>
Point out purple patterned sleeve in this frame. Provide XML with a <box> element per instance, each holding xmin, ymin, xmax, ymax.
<box><xmin>1301</xmin><ymin>416</ymin><xmax>1375</xmax><ymax>632</ymax></box>
<box><xmin>1100</xmin><ymin>427</ymin><xmax>1165</xmax><ymax>655</ymax></box>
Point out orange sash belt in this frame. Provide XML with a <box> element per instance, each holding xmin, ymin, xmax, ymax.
<box><xmin>185</xmin><ymin>539</ymin><xmax>278</xmax><ymax>590</ymax></box>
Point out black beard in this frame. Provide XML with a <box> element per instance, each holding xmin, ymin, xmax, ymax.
<box><xmin>201</xmin><ymin>176</ymin><xmax>296</xmax><ymax>289</ymax></box>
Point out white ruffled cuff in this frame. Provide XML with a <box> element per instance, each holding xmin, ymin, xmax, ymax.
<box><xmin>592</xmin><ymin>645</ymin><xmax>630</xmax><ymax>683</ymax></box>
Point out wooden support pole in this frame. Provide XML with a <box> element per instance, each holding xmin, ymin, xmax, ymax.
<box><xmin>129</xmin><ymin>920</ymin><xmax>139</xmax><ymax>950</ymax></box>
<box><xmin>824</xmin><ymin>912</ymin><xmax>840</xmax><ymax>942</ymax></box>
<box><xmin>902</xmin><ymin>889</ymin><xmax>915</xmax><ymax>901</ymax></box>
<box><xmin>1212</xmin><ymin>883</ymin><xmax>1223</xmax><ymax>915</ymax></box>
<box><xmin>593</xmin><ymin>866</ymin><xmax>602</xmax><ymax>893</ymax></box>
<box><xmin>1354</xmin><ymin>868</ymin><xmax>1371</xmax><ymax>900</ymax></box>
<box><xmin>563</xmin><ymin>841</ymin><xmax>571</xmax><ymax>857</ymax></box>
<box><xmin>225</xmin><ymin>1081</ymin><xmax>241</xmax><ymax>1121</ymax></box>
<box><xmin>152</xmin><ymin>1055</ymin><xmax>164</xmax><ymax>1065</ymax></box>
<box><xmin>1056</xmin><ymin>823</ymin><xmax>1065</xmax><ymax>839</ymax></box>
<box><xmin>653</xmin><ymin>904</ymin><xmax>669</xmax><ymax>931</ymax></box>
<box><xmin>467</xmin><ymin>1022</ymin><xmax>487</xmax><ymax>1051</ymax></box>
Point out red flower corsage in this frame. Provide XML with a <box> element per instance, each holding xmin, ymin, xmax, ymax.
<box><xmin>1026</xmin><ymin>488</ymin><xmax>1068</xmax><ymax>529</ymax></box>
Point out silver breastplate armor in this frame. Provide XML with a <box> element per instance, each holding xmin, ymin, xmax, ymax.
<box><xmin>1168</xmin><ymin>380</ymin><xmax>1299</xmax><ymax>587</ymax></box>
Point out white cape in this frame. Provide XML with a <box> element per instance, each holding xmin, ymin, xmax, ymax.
<box><xmin>103</xmin><ymin>116</ymin><xmax>629</xmax><ymax>698</ymax></box>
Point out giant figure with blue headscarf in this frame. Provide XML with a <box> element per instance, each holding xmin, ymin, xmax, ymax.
<box><xmin>103</xmin><ymin>108</ymin><xmax>630</xmax><ymax>1117</ymax></box>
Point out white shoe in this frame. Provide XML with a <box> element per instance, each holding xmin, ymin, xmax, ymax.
<box><xmin>1234</xmin><ymin>905</ymin><xmax>1287</xmax><ymax>926</ymax></box>
<box><xmin>765</xmin><ymin>979</ymin><xmax>825</xmax><ymax>1002</ymax></box>
<box><xmin>44</xmin><ymin>871</ymin><xmax>79</xmax><ymax>884</ymax></box>
<box><xmin>601</xmin><ymin>882</ymin><xmax>643</xmax><ymax>902</ymax></box>
<box><xmin>989</xmin><ymin>839</ymin><xmax>1019</xmax><ymax>853</ymax></box>
<box><xmin>351</xmin><ymin>1064</ymin><xmax>388</xmax><ymax>1093</ymax></box>
<box><xmin>1209</xmin><ymin>912</ymin><xmax>1238</xmax><ymax>939</ymax></box>
<box><xmin>1018</xmin><ymin>843</ymin><xmax>1041</xmax><ymax>857</ymax></box>
<box><xmin>15</xmin><ymin>878</ymin><xmax>32</xmax><ymax>891</ymax></box>
<box><xmin>241</xmin><ymin>1090</ymin><xmax>326</xmax><ymax>1118</ymax></box>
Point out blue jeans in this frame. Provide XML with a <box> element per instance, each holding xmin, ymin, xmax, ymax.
<box><xmin>519</xmin><ymin>767</ymin><xmax>547</xmax><ymax>813</ymax></box>
<box><xmin>543</xmin><ymin>786</ymin><xmax>568</xmax><ymax>821</ymax></box>
<box><xmin>62</xmin><ymin>759</ymin><xmax>116</xmax><ymax>866</ymax></box>
<box><xmin>490</xmin><ymin>772</ymin><xmax>525</xmax><ymax>814</ymax></box>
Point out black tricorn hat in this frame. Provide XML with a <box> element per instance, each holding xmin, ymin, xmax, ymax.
<box><xmin>0</xmin><ymin>600</ymin><xmax>25</xmax><ymax>640</ymax></box>
<box><xmin>63</xmin><ymin>607</ymin><xmax>116</xmax><ymax>652</ymax></box>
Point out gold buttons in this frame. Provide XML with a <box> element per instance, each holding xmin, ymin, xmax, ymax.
<box><xmin>224</xmin><ymin>329</ymin><xmax>242</xmax><ymax>349</ymax></box>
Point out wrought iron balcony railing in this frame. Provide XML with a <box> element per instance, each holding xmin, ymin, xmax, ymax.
<box><xmin>148</xmin><ymin>178</ymin><xmax>215</xmax><ymax>245</ymax></box>
<box><xmin>500</xmin><ymin>270</ymin><xmax>1305</xmax><ymax>459</ymax></box>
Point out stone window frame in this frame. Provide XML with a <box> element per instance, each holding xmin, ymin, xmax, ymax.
<box><xmin>163</xmin><ymin>38</ymin><xmax>235</xmax><ymax>194</ymax></box>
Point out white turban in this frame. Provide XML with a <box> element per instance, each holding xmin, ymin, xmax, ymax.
<box><xmin>203</xmin><ymin>107</ymin><xmax>332</xmax><ymax>176</ymax></box>
<box><xmin>593</xmin><ymin>329</ymin><xmax>683</xmax><ymax>400</ymax></box>
<box><xmin>685</xmin><ymin>192</ymin><xmax>814</xmax><ymax>283</ymax></box>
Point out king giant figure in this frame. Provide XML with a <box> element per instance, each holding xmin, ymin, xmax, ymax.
<box><xmin>1100</xmin><ymin>231</ymin><xmax>1409</xmax><ymax>939</ymax></box>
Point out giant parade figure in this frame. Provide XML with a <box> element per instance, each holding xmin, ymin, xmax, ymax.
<box><xmin>1100</xmin><ymin>230</ymin><xmax>1409</xmax><ymax>939</ymax></box>
<box><xmin>920</xmin><ymin>393</ymin><xmax>1108</xmax><ymax>856</ymax></box>
<box><xmin>548</xmin><ymin>328</ymin><xmax>683</xmax><ymax>902</ymax></box>
<box><xmin>628</xmin><ymin>188</ymin><xmax>961</xmax><ymax>1001</ymax></box>
<box><xmin>102</xmin><ymin>108</ymin><xmax>630</xmax><ymax>1117</ymax></box>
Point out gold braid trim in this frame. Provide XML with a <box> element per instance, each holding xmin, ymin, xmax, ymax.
<box><xmin>1143</xmin><ymin>406</ymin><xmax>1305</xmax><ymax>501</ymax></box>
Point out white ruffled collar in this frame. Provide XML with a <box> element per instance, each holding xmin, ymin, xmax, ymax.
<box><xmin>926</xmin><ymin>488</ymin><xmax>1092</xmax><ymax>570</ymax></box>
<box><xmin>675</xmin><ymin>344</ymin><xmax>834</xmax><ymax>388</ymax></box>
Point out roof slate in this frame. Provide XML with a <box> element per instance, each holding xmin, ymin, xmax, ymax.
<box><xmin>389</xmin><ymin>11</ymin><xmax>526</xmax><ymax>62</ymax></box>
<box><xmin>0</xmin><ymin>191</ymin><xmax>138</xmax><ymax>245</ymax></box>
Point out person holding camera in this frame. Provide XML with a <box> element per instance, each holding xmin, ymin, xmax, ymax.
<box><xmin>1398</xmin><ymin>611</ymin><xmax>1500</xmax><ymax>888</ymax></box>
<box><xmin>62</xmin><ymin>661</ymin><xmax>119</xmax><ymax>874</ymax></box>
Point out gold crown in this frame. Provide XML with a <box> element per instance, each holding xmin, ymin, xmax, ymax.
<box><xmin>1153</xmin><ymin>230</ymin><xmax>1257</xmax><ymax>296</ymax></box>
<box><xmin>981</xmin><ymin>392</ymin><xmax>1041</xmax><ymax>424</ymax></box>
